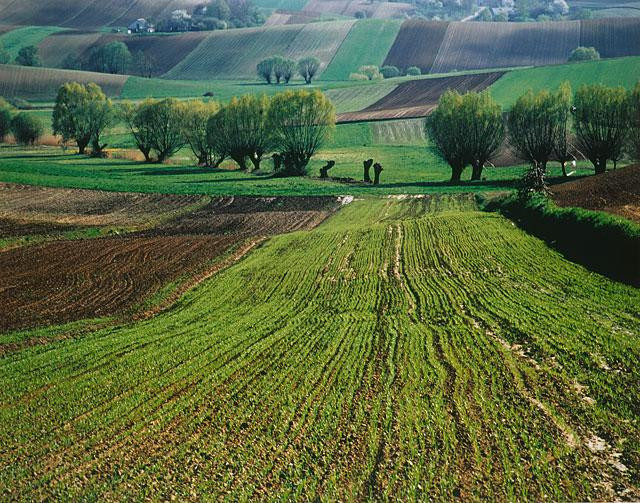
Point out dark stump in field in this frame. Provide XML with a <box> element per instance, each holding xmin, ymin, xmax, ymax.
<box><xmin>373</xmin><ymin>163</ymin><xmax>383</xmax><ymax>185</ymax></box>
<box><xmin>319</xmin><ymin>160</ymin><xmax>335</xmax><ymax>178</ymax></box>
<box><xmin>363</xmin><ymin>158</ymin><xmax>373</xmax><ymax>183</ymax></box>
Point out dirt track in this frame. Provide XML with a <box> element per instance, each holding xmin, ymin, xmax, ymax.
<box><xmin>551</xmin><ymin>164</ymin><xmax>640</xmax><ymax>223</ymax></box>
<box><xmin>0</xmin><ymin>186</ymin><xmax>339</xmax><ymax>333</ymax></box>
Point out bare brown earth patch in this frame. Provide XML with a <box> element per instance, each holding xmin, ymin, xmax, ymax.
<box><xmin>0</xmin><ymin>186</ymin><xmax>340</xmax><ymax>333</ymax></box>
<box><xmin>551</xmin><ymin>164</ymin><xmax>640</xmax><ymax>223</ymax></box>
<box><xmin>337</xmin><ymin>72</ymin><xmax>504</xmax><ymax>122</ymax></box>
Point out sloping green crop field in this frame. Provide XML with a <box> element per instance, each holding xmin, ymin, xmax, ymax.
<box><xmin>488</xmin><ymin>56</ymin><xmax>640</xmax><ymax>108</ymax></box>
<box><xmin>1</xmin><ymin>196</ymin><xmax>638</xmax><ymax>499</ymax></box>
<box><xmin>0</xmin><ymin>26</ymin><xmax>64</xmax><ymax>59</ymax></box>
<box><xmin>322</xmin><ymin>19</ymin><xmax>403</xmax><ymax>81</ymax></box>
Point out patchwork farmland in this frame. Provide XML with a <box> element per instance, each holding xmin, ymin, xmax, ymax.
<box><xmin>0</xmin><ymin>0</ymin><xmax>639</xmax><ymax>499</ymax></box>
<box><xmin>337</xmin><ymin>72</ymin><xmax>505</xmax><ymax>121</ymax></box>
<box><xmin>1</xmin><ymin>196</ymin><xmax>639</xmax><ymax>499</ymax></box>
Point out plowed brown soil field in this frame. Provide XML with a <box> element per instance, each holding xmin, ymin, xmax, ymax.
<box><xmin>337</xmin><ymin>72</ymin><xmax>504</xmax><ymax>121</ymax></box>
<box><xmin>0</xmin><ymin>183</ymin><xmax>203</xmax><ymax>230</ymax></box>
<box><xmin>0</xmin><ymin>186</ymin><xmax>339</xmax><ymax>333</ymax></box>
<box><xmin>382</xmin><ymin>19</ymin><xmax>449</xmax><ymax>73</ymax></box>
<box><xmin>551</xmin><ymin>164</ymin><xmax>640</xmax><ymax>223</ymax></box>
<box><xmin>579</xmin><ymin>18</ymin><xmax>640</xmax><ymax>58</ymax></box>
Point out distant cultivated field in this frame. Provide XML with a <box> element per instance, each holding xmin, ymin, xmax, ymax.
<box><xmin>0</xmin><ymin>64</ymin><xmax>128</xmax><ymax>98</ymax></box>
<box><xmin>430</xmin><ymin>21</ymin><xmax>580</xmax><ymax>73</ymax></box>
<box><xmin>0</xmin><ymin>26</ymin><xmax>65</xmax><ymax>59</ymax></box>
<box><xmin>0</xmin><ymin>0</ymin><xmax>201</xmax><ymax>28</ymax></box>
<box><xmin>1</xmin><ymin>196</ymin><xmax>638</xmax><ymax>500</ymax></box>
<box><xmin>322</xmin><ymin>19</ymin><xmax>402</xmax><ymax>80</ymax></box>
<box><xmin>338</xmin><ymin>72</ymin><xmax>504</xmax><ymax>121</ymax></box>
<box><xmin>580</xmin><ymin>17</ymin><xmax>640</xmax><ymax>57</ymax></box>
<box><xmin>165</xmin><ymin>21</ymin><xmax>354</xmax><ymax>80</ymax></box>
<box><xmin>37</xmin><ymin>30</ymin><xmax>105</xmax><ymax>68</ymax></box>
<box><xmin>325</xmin><ymin>81</ymin><xmax>399</xmax><ymax>113</ymax></box>
<box><xmin>488</xmin><ymin>55</ymin><xmax>640</xmax><ymax>108</ymax></box>
<box><xmin>382</xmin><ymin>20</ymin><xmax>449</xmax><ymax>73</ymax></box>
<box><xmin>164</xmin><ymin>25</ymin><xmax>304</xmax><ymax>80</ymax></box>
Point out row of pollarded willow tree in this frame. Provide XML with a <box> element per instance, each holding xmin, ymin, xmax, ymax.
<box><xmin>53</xmin><ymin>83</ymin><xmax>336</xmax><ymax>176</ymax></box>
<box><xmin>426</xmin><ymin>82</ymin><xmax>640</xmax><ymax>186</ymax></box>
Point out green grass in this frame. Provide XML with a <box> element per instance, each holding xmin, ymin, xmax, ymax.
<box><xmin>1</xmin><ymin>195</ymin><xmax>638</xmax><ymax>499</ymax></box>
<box><xmin>489</xmin><ymin>56</ymin><xmax>640</xmax><ymax>109</ymax></box>
<box><xmin>322</xmin><ymin>19</ymin><xmax>403</xmax><ymax>81</ymax></box>
<box><xmin>0</xmin><ymin>146</ymin><xmax>593</xmax><ymax>196</ymax></box>
<box><xmin>0</xmin><ymin>26</ymin><xmax>64</xmax><ymax>59</ymax></box>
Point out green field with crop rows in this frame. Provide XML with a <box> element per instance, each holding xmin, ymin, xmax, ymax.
<box><xmin>1</xmin><ymin>196</ymin><xmax>638</xmax><ymax>500</ymax></box>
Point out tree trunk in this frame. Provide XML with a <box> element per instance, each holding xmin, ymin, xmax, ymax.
<box><xmin>231</xmin><ymin>153</ymin><xmax>248</xmax><ymax>171</ymax></box>
<box><xmin>471</xmin><ymin>162</ymin><xmax>483</xmax><ymax>181</ymax></box>
<box><xmin>373</xmin><ymin>163</ymin><xmax>383</xmax><ymax>185</ymax></box>
<box><xmin>77</xmin><ymin>138</ymin><xmax>89</xmax><ymax>155</ymax></box>
<box><xmin>249</xmin><ymin>154</ymin><xmax>262</xmax><ymax>171</ymax></box>
<box><xmin>450</xmin><ymin>165</ymin><xmax>463</xmax><ymax>184</ymax></box>
<box><xmin>595</xmin><ymin>158</ymin><xmax>606</xmax><ymax>174</ymax></box>
<box><xmin>363</xmin><ymin>159</ymin><xmax>373</xmax><ymax>183</ymax></box>
<box><xmin>561</xmin><ymin>161</ymin><xmax>567</xmax><ymax>177</ymax></box>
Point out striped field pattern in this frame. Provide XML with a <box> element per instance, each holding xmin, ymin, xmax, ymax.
<box><xmin>1</xmin><ymin>195</ymin><xmax>638</xmax><ymax>500</ymax></box>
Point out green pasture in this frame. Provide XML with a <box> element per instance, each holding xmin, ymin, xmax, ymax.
<box><xmin>0</xmin><ymin>26</ymin><xmax>64</xmax><ymax>58</ymax></box>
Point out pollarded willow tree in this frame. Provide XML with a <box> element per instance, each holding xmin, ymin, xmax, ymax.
<box><xmin>52</xmin><ymin>82</ymin><xmax>115</xmax><ymax>156</ymax></box>
<box><xmin>120</xmin><ymin>99</ymin><xmax>155</xmax><ymax>162</ymax></box>
<box><xmin>268</xmin><ymin>90</ymin><xmax>335</xmax><ymax>176</ymax></box>
<box><xmin>507</xmin><ymin>86</ymin><xmax>570</xmax><ymax>173</ymax></box>
<box><xmin>181</xmin><ymin>99</ymin><xmax>222</xmax><ymax>166</ymax></box>
<box><xmin>121</xmin><ymin>98</ymin><xmax>186</xmax><ymax>163</ymax></box>
<box><xmin>573</xmin><ymin>84</ymin><xmax>629</xmax><ymax>174</ymax></box>
<box><xmin>425</xmin><ymin>90</ymin><xmax>503</xmax><ymax>183</ymax></box>
<box><xmin>465</xmin><ymin>91</ymin><xmax>505</xmax><ymax>181</ymax></box>
<box><xmin>627</xmin><ymin>82</ymin><xmax>640</xmax><ymax>162</ymax></box>
<box><xmin>425</xmin><ymin>91</ymin><xmax>470</xmax><ymax>183</ymax></box>
<box><xmin>552</xmin><ymin>82</ymin><xmax>574</xmax><ymax>177</ymax></box>
<box><xmin>207</xmin><ymin>94</ymin><xmax>272</xmax><ymax>171</ymax></box>
<box><xmin>298</xmin><ymin>57</ymin><xmax>321</xmax><ymax>84</ymax></box>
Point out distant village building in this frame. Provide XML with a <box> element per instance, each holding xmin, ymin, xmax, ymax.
<box><xmin>128</xmin><ymin>18</ymin><xmax>155</xmax><ymax>34</ymax></box>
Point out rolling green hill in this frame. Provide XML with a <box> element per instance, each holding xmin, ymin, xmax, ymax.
<box><xmin>322</xmin><ymin>19</ymin><xmax>402</xmax><ymax>81</ymax></box>
<box><xmin>488</xmin><ymin>56</ymin><xmax>640</xmax><ymax>108</ymax></box>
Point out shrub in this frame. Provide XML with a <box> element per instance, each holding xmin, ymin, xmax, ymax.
<box><xmin>0</xmin><ymin>99</ymin><xmax>12</xmax><ymax>141</ymax></box>
<box><xmin>268</xmin><ymin>90</ymin><xmax>335</xmax><ymax>176</ymax></box>
<box><xmin>568</xmin><ymin>46</ymin><xmax>600</xmax><ymax>62</ymax></box>
<box><xmin>349</xmin><ymin>72</ymin><xmax>368</xmax><ymax>81</ymax></box>
<box><xmin>11</xmin><ymin>113</ymin><xmax>43</xmax><ymax>145</ymax></box>
<box><xmin>358</xmin><ymin>65</ymin><xmax>382</xmax><ymax>81</ymax></box>
<box><xmin>85</xmin><ymin>42</ymin><xmax>132</xmax><ymax>74</ymax></box>
<box><xmin>380</xmin><ymin>65</ymin><xmax>400</xmax><ymax>79</ymax></box>
<box><xmin>14</xmin><ymin>46</ymin><xmax>41</xmax><ymax>67</ymax></box>
<box><xmin>406</xmin><ymin>66</ymin><xmax>421</xmax><ymax>76</ymax></box>
<box><xmin>486</xmin><ymin>193</ymin><xmax>640</xmax><ymax>286</ymax></box>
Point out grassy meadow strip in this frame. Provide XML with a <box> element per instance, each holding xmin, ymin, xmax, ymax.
<box><xmin>0</xmin><ymin>146</ymin><xmax>596</xmax><ymax>196</ymax></box>
<box><xmin>0</xmin><ymin>195</ymin><xmax>638</xmax><ymax>500</ymax></box>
